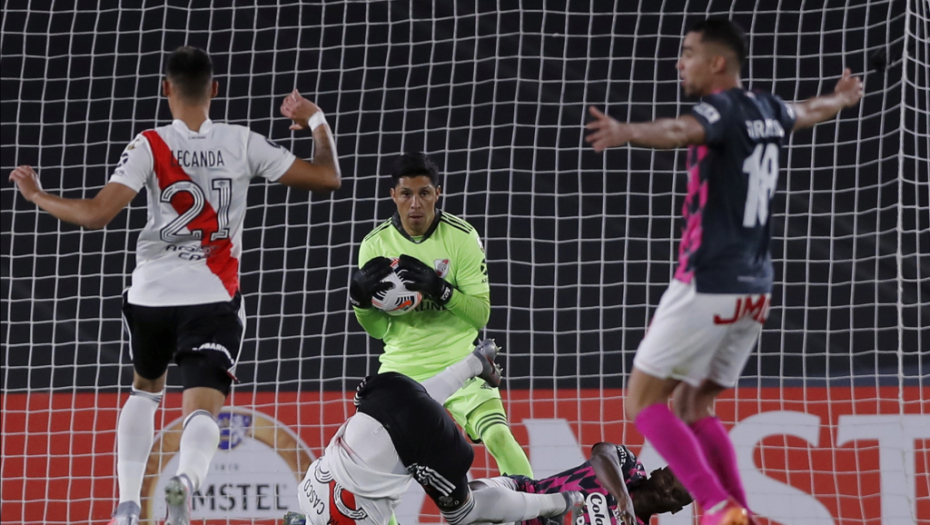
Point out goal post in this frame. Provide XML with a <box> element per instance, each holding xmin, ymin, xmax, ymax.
<box><xmin>1</xmin><ymin>1</ymin><xmax>927</xmax><ymax>524</ymax></box>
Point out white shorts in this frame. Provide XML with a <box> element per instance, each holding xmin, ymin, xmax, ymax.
<box><xmin>632</xmin><ymin>279</ymin><xmax>770</xmax><ymax>388</ymax></box>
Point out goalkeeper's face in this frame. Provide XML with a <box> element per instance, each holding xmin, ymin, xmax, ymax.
<box><xmin>391</xmin><ymin>175</ymin><xmax>441</xmax><ymax>236</ymax></box>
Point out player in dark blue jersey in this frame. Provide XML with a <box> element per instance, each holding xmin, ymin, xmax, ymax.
<box><xmin>585</xmin><ymin>18</ymin><xmax>862</xmax><ymax>525</ymax></box>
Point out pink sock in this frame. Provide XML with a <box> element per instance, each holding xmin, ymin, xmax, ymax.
<box><xmin>635</xmin><ymin>404</ymin><xmax>729</xmax><ymax>509</ymax></box>
<box><xmin>691</xmin><ymin>416</ymin><xmax>748</xmax><ymax>508</ymax></box>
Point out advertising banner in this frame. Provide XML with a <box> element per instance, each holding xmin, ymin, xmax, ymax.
<box><xmin>1</xmin><ymin>387</ymin><xmax>927</xmax><ymax>525</ymax></box>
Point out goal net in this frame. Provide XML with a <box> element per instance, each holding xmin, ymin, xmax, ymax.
<box><xmin>1</xmin><ymin>1</ymin><xmax>927</xmax><ymax>524</ymax></box>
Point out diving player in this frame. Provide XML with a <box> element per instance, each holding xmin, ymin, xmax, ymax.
<box><xmin>486</xmin><ymin>443</ymin><xmax>692</xmax><ymax>525</ymax></box>
<box><xmin>292</xmin><ymin>340</ymin><xmax>583</xmax><ymax>525</ymax></box>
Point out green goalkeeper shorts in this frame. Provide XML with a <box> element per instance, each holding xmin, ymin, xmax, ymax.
<box><xmin>443</xmin><ymin>377</ymin><xmax>506</xmax><ymax>442</ymax></box>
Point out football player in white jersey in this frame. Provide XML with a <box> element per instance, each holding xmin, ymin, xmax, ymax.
<box><xmin>289</xmin><ymin>340</ymin><xmax>585</xmax><ymax>525</ymax></box>
<box><xmin>9</xmin><ymin>46</ymin><xmax>342</xmax><ymax>525</ymax></box>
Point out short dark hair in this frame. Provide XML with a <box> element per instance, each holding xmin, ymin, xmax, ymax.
<box><xmin>626</xmin><ymin>466</ymin><xmax>693</xmax><ymax>519</ymax></box>
<box><xmin>165</xmin><ymin>46</ymin><xmax>213</xmax><ymax>101</ymax></box>
<box><xmin>689</xmin><ymin>18</ymin><xmax>747</xmax><ymax>67</ymax></box>
<box><xmin>391</xmin><ymin>152</ymin><xmax>440</xmax><ymax>186</ymax></box>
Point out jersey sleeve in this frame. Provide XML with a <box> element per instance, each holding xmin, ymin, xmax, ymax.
<box><xmin>615</xmin><ymin>444</ymin><xmax>647</xmax><ymax>485</ymax></box>
<box><xmin>358</xmin><ymin>234</ymin><xmax>376</xmax><ymax>267</ymax></box>
<box><xmin>247</xmin><ymin>131</ymin><xmax>297</xmax><ymax>182</ymax></box>
<box><xmin>590</xmin><ymin>443</ymin><xmax>646</xmax><ymax>485</ymax></box>
<box><xmin>689</xmin><ymin>93</ymin><xmax>732</xmax><ymax>146</ymax></box>
<box><xmin>453</xmin><ymin>228</ymin><xmax>490</xmax><ymax>296</ymax></box>
<box><xmin>771</xmin><ymin>93</ymin><xmax>798</xmax><ymax>132</ymax></box>
<box><xmin>108</xmin><ymin>133</ymin><xmax>153</xmax><ymax>191</ymax></box>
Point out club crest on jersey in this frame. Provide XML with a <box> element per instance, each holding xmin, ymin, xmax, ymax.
<box><xmin>126</xmin><ymin>135</ymin><xmax>143</xmax><ymax>151</ymax></box>
<box><xmin>434</xmin><ymin>259</ymin><xmax>450</xmax><ymax>278</ymax></box>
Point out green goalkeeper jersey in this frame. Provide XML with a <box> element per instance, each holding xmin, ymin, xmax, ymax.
<box><xmin>354</xmin><ymin>211</ymin><xmax>491</xmax><ymax>381</ymax></box>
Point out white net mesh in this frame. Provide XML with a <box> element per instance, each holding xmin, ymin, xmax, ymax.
<box><xmin>1</xmin><ymin>1</ymin><xmax>927</xmax><ymax>524</ymax></box>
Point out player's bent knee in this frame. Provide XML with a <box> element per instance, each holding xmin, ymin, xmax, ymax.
<box><xmin>671</xmin><ymin>399</ymin><xmax>689</xmax><ymax>421</ymax></box>
<box><xmin>183</xmin><ymin>408</ymin><xmax>215</xmax><ymax>428</ymax></box>
<box><xmin>671</xmin><ymin>401</ymin><xmax>701</xmax><ymax>425</ymax></box>
<box><xmin>133</xmin><ymin>359</ymin><xmax>171</xmax><ymax>383</ymax></box>
<box><xmin>676</xmin><ymin>408</ymin><xmax>698</xmax><ymax>425</ymax></box>
<box><xmin>468</xmin><ymin>480</ymin><xmax>489</xmax><ymax>491</ymax></box>
<box><xmin>468</xmin><ymin>400</ymin><xmax>509</xmax><ymax>441</ymax></box>
<box><xmin>478</xmin><ymin>420</ymin><xmax>515</xmax><ymax>451</ymax></box>
<box><xmin>129</xmin><ymin>386</ymin><xmax>164</xmax><ymax>405</ymax></box>
<box><xmin>671</xmin><ymin>383</ymin><xmax>695</xmax><ymax>420</ymax></box>
<box><xmin>625</xmin><ymin>401</ymin><xmax>642</xmax><ymax>421</ymax></box>
<box><xmin>132</xmin><ymin>372</ymin><xmax>167</xmax><ymax>393</ymax></box>
<box><xmin>625</xmin><ymin>393</ymin><xmax>653</xmax><ymax>421</ymax></box>
<box><xmin>674</xmin><ymin>380</ymin><xmax>724</xmax><ymax>424</ymax></box>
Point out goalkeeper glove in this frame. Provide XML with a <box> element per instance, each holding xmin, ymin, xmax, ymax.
<box><xmin>350</xmin><ymin>257</ymin><xmax>393</xmax><ymax>308</ymax></box>
<box><xmin>397</xmin><ymin>254</ymin><xmax>454</xmax><ymax>305</ymax></box>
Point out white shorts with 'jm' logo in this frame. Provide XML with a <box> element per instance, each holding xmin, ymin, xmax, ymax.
<box><xmin>632</xmin><ymin>279</ymin><xmax>771</xmax><ymax>388</ymax></box>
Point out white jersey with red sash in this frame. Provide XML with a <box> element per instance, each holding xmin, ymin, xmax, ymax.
<box><xmin>298</xmin><ymin>413</ymin><xmax>412</xmax><ymax>525</ymax></box>
<box><xmin>109</xmin><ymin>119</ymin><xmax>295</xmax><ymax>306</ymax></box>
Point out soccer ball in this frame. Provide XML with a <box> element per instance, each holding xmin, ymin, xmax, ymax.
<box><xmin>371</xmin><ymin>258</ymin><xmax>422</xmax><ymax>316</ymax></box>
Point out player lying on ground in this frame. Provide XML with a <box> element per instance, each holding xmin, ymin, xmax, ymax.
<box><xmin>289</xmin><ymin>340</ymin><xmax>584</xmax><ymax>525</ymax></box>
<box><xmin>480</xmin><ymin>443</ymin><xmax>692</xmax><ymax>525</ymax></box>
<box><xmin>10</xmin><ymin>46</ymin><xmax>341</xmax><ymax>525</ymax></box>
<box><xmin>585</xmin><ymin>17</ymin><xmax>862</xmax><ymax>525</ymax></box>
<box><xmin>351</xmin><ymin>151</ymin><xmax>533</xmax><ymax>477</ymax></box>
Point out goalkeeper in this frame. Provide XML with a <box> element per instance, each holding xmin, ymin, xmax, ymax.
<box><xmin>349</xmin><ymin>151</ymin><xmax>533</xmax><ymax>477</ymax></box>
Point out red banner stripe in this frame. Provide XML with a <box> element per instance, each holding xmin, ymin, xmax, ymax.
<box><xmin>142</xmin><ymin>130</ymin><xmax>239</xmax><ymax>297</ymax></box>
<box><xmin>1</xmin><ymin>388</ymin><xmax>927</xmax><ymax>524</ymax></box>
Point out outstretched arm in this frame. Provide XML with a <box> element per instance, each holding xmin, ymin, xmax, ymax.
<box><xmin>277</xmin><ymin>90</ymin><xmax>342</xmax><ymax>192</ymax></box>
<box><xmin>590</xmin><ymin>443</ymin><xmax>637</xmax><ymax>525</ymax></box>
<box><xmin>9</xmin><ymin>166</ymin><xmax>137</xmax><ymax>229</ymax></box>
<box><xmin>586</xmin><ymin>107</ymin><xmax>706</xmax><ymax>152</ymax></box>
<box><xmin>791</xmin><ymin>68</ymin><xmax>863</xmax><ymax>131</ymax></box>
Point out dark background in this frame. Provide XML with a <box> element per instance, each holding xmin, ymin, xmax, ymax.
<box><xmin>2</xmin><ymin>0</ymin><xmax>927</xmax><ymax>394</ymax></box>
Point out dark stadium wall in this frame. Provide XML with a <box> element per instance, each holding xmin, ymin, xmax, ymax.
<box><xmin>0</xmin><ymin>1</ymin><xmax>920</xmax><ymax>392</ymax></box>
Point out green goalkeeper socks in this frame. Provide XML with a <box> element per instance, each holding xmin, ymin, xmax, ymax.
<box><xmin>467</xmin><ymin>400</ymin><xmax>533</xmax><ymax>477</ymax></box>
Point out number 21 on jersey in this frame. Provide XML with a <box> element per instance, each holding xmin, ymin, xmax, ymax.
<box><xmin>160</xmin><ymin>178</ymin><xmax>232</xmax><ymax>243</ymax></box>
<box><xmin>742</xmin><ymin>143</ymin><xmax>779</xmax><ymax>228</ymax></box>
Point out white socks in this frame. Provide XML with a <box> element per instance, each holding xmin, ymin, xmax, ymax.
<box><xmin>176</xmin><ymin>409</ymin><xmax>220</xmax><ymax>491</ymax></box>
<box><xmin>423</xmin><ymin>354</ymin><xmax>484</xmax><ymax>403</ymax></box>
<box><xmin>117</xmin><ymin>388</ymin><xmax>162</xmax><ymax>506</ymax></box>
<box><xmin>454</xmin><ymin>484</ymin><xmax>569</xmax><ymax>524</ymax></box>
<box><xmin>471</xmin><ymin>476</ymin><xmax>519</xmax><ymax>491</ymax></box>
<box><xmin>116</xmin><ymin>390</ymin><xmax>220</xmax><ymax>502</ymax></box>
